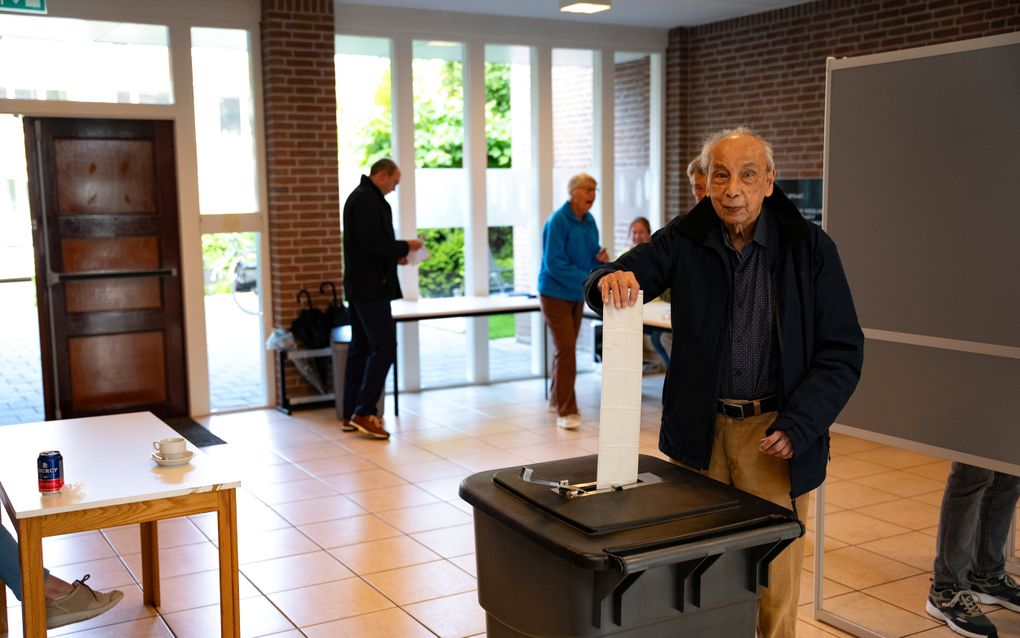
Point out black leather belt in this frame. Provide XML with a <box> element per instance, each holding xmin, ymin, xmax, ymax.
<box><xmin>717</xmin><ymin>396</ymin><xmax>779</xmax><ymax>419</ymax></box>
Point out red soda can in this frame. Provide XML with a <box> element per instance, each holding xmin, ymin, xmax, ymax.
<box><xmin>38</xmin><ymin>451</ymin><xmax>64</xmax><ymax>493</ymax></box>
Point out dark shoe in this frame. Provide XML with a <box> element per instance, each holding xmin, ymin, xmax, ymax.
<box><xmin>46</xmin><ymin>574</ymin><xmax>124</xmax><ymax>629</ymax></box>
<box><xmin>926</xmin><ymin>587</ymin><xmax>998</xmax><ymax>638</ymax></box>
<box><xmin>350</xmin><ymin>414</ymin><xmax>389</xmax><ymax>439</ymax></box>
<box><xmin>341</xmin><ymin>419</ymin><xmax>356</xmax><ymax>432</ymax></box>
<box><xmin>970</xmin><ymin>573</ymin><xmax>1020</xmax><ymax>612</ymax></box>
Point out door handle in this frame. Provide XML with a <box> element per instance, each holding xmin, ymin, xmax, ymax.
<box><xmin>50</xmin><ymin>268</ymin><xmax>177</xmax><ymax>284</ymax></box>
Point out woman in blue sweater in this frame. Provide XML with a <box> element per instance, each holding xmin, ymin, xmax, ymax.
<box><xmin>538</xmin><ymin>173</ymin><xmax>608</xmax><ymax>429</ymax></box>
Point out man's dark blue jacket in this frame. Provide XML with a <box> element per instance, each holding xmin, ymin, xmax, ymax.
<box><xmin>583</xmin><ymin>186</ymin><xmax>864</xmax><ymax>499</ymax></box>
<box><xmin>343</xmin><ymin>175</ymin><xmax>410</xmax><ymax>302</ymax></box>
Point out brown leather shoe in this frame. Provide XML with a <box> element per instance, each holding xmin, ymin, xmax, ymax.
<box><xmin>341</xmin><ymin>419</ymin><xmax>357</xmax><ymax>432</ymax></box>
<box><xmin>350</xmin><ymin>414</ymin><xmax>389</xmax><ymax>439</ymax></box>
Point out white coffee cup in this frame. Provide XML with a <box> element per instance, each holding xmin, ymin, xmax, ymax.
<box><xmin>153</xmin><ymin>437</ymin><xmax>187</xmax><ymax>459</ymax></box>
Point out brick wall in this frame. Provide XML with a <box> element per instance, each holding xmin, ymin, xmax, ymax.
<box><xmin>613</xmin><ymin>57</ymin><xmax>651</xmax><ymax>251</ymax></box>
<box><xmin>261</xmin><ymin>0</ymin><xmax>341</xmax><ymax>401</ymax></box>
<box><xmin>664</xmin><ymin>0</ymin><xmax>1020</xmax><ymax>219</ymax></box>
<box><xmin>552</xmin><ymin>63</ymin><xmax>594</xmax><ymax>171</ymax></box>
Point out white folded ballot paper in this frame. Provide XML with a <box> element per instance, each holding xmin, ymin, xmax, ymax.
<box><xmin>596</xmin><ymin>289</ymin><xmax>644</xmax><ymax>489</ymax></box>
<box><xmin>406</xmin><ymin>241</ymin><xmax>430</xmax><ymax>265</ymax></box>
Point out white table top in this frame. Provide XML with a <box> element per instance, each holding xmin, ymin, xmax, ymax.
<box><xmin>0</xmin><ymin>412</ymin><xmax>240</xmax><ymax>519</ymax></box>
<box><xmin>391</xmin><ymin>294</ymin><xmax>541</xmax><ymax>321</ymax></box>
<box><xmin>643</xmin><ymin>300</ymin><xmax>672</xmax><ymax>330</ymax></box>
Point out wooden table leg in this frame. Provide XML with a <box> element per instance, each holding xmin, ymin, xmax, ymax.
<box><xmin>0</xmin><ymin>573</ymin><xmax>8</xmax><ymax>634</ymax></box>
<box><xmin>16</xmin><ymin>517</ymin><xmax>45</xmax><ymax>638</ymax></box>
<box><xmin>216</xmin><ymin>489</ymin><xmax>240</xmax><ymax>637</ymax></box>
<box><xmin>139</xmin><ymin>521</ymin><xmax>161</xmax><ymax>608</ymax></box>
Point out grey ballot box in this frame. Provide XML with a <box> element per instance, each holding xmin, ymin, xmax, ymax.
<box><xmin>459</xmin><ymin>454</ymin><xmax>803</xmax><ymax>638</ymax></box>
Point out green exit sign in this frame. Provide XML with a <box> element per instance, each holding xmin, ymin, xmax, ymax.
<box><xmin>0</xmin><ymin>0</ymin><xmax>47</xmax><ymax>14</ymax></box>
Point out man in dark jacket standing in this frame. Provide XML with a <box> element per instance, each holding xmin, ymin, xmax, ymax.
<box><xmin>342</xmin><ymin>158</ymin><xmax>422</xmax><ymax>439</ymax></box>
<box><xmin>584</xmin><ymin>128</ymin><xmax>863</xmax><ymax>638</ymax></box>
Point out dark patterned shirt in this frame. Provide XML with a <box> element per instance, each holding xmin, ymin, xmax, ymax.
<box><xmin>718</xmin><ymin>209</ymin><xmax>779</xmax><ymax>400</ymax></box>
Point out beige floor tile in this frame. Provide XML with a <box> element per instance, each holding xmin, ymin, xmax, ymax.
<box><xmin>298</xmin><ymin>514</ymin><xmax>403</xmax><ymax>549</ymax></box>
<box><xmin>295</xmin><ymin>453</ymin><xmax>379</xmax><ymax>477</ymax></box>
<box><xmin>823</xmin><ymin>591</ymin><xmax>938</xmax><ymax>636</ymax></box>
<box><xmin>829</xmin><ymin>432</ymin><xmax>884</xmax><ymax>455</ymax></box>
<box><xmin>821</xmin><ymin>510</ymin><xmax>912</xmax><ymax>545</ymax></box>
<box><xmin>796</xmin><ymin>604</ymin><xmax>872</xmax><ymax>637</ymax></box>
<box><xmin>798</xmin><ymin>570</ymin><xmax>853</xmax><ymax>605</ymax></box>
<box><xmin>903</xmin><ymin>459</ymin><xmax>952</xmax><ymax>482</ymax></box>
<box><xmin>418</xmin><ymin>437</ymin><xmax>501</xmax><ymax>458</ymax></box>
<box><xmin>849</xmin><ymin>446</ymin><xmax>940</xmax><ymax>470</ymax></box>
<box><xmin>986</xmin><ymin>608</ymin><xmax>1020</xmax><ymax>637</ymax></box>
<box><xmin>376</xmin><ymin>502</ymin><xmax>473</xmax><ymax>534</ymax></box>
<box><xmin>272</xmin><ymin>440</ymin><xmax>350</xmax><ymax>463</ymax></box>
<box><xmin>824</xmin><ymin>455</ymin><xmax>891</xmax><ymax>480</ymax></box>
<box><xmin>237</xmin><ymin>526</ymin><xmax>319</xmax><ymax>564</ymax></box>
<box><xmin>234</xmin><ymin>494</ymin><xmax>294</xmax><ymax>533</ymax></box>
<box><xmin>271</xmin><ymin>493</ymin><xmax>367</xmax><ymax>526</ymax></box>
<box><xmin>123</xmin><ymin>541</ymin><xmax>221</xmax><ymax>580</ymax></box>
<box><xmin>388</xmin><ymin>459</ymin><xmax>471</xmax><ymax>483</ymax></box>
<box><xmin>42</xmin><ymin>531</ymin><xmax>115</xmax><ymax>567</ymax></box>
<box><xmin>244</xmin><ymin>477</ymin><xmax>338</xmax><ymax>505</ymax></box>
<box><xmin>364</xmin><ymin>560</ymin><xmax>476</xmax><ymax>605</ymax></box>
<box><xmin>359</xmin><ymin>445</ymin><xmax>443</xmax><ymax>470</ymax></box>
<box><xmin>330</xmin><ymin>536</ymin><xmax>441</xmax><ymax>575</ymax></box>
<box><xmin>862</xmin><ymin>572</ymin><xmax>934</xmax><ymax>617</ymax></box>
<box><xmin>416</xmin><ymin>476</ymin><xmax>465</xmax><ymax>501</ymax></box>
<box><xmin>161</xmin><ymin>596</ymin><xmax>296</xmax><ymax>638</ymax></box>
<box><xmin>301</xmin><ymin>607</ymin><xmax>435</xmax><ymax>638</ymax></box>
<box><xmin>269</xmin><ymin>577</ymin><xmax>394</xmax><ymax>627</ymax></box>
<box><xmin>855</xmin><ymin>470</ymin><xmax>947</xmax><ymax>498</ymax></box>
<box><xmin>822</xmin><ymin>546</ymin><xmax>923</xmax><ymax>590</ymax></box>
<box><xmin>320</xmin><ymin>468</ymin><xmax>407</xmax><ymax>493</ymax></box>
<box><xmin>241</xmin><ymin>550</ymin><xmax>354</xmax><ymax>594</ymax></box>
<box><xmin>478</xmin><ymin>429</ymin><xmax>550</xmax><ymax>450</ymax></box>
<box><xmin>911</xmin><ymin>490</ymin><xmax>947</xmax><ymax>507</ymax></box>
<box><xmin>404</xmin><ymin>590</ymin><xmax>487</xmax><ymax>638</ymax></box>
<box><xmin>858</xmin><ymin>531</ymin><xmax>936</xmax><ymax>571</ymax></box>
<box><xmin>235</xmin><ymin>461</ymin><xmax>312</xmax><ymax>486</ymax></box>
<box><xmin>823</xmin><ymin>480</ymin><xmax>899</xmax><ymax>510</ymax></box>
<box><xmin>802</xmin><ymin>532</ymin><xmax>849</xmax><ymax>560</ymax></box>
<box><xmin>346</xmin><ymin>484</ymin><xmax>440</xmax><ymax>512</ymax></box>
<box><xmin>449</xmin><ymin>554</ymin><xmax>477</xmax><ymax>577</ymax></box>
<box><xmin>857</xmin><ymin>498</ymin><xmax>941</xmax><ymax>530</ymax></box>
<box><xmin>495</xmin><ymin>442</ymin><xmax>589</xmax><ymax>463</ymax></box>
<box><xmin>47</xmin><ymin>555</ymin><xmax>137</xmax><ymax>590</ymax></box>
<box><xmin>57</xmin><ymin>616</ymin><xmax>173</xmax><ymax>638</ymax></box>
<box><xmin>904</xmin><ymin>626</ymin><xmax>963</xmax><ymax>637</ymax></box>
<box><xmin>153</xmin><ymin>570</ymin><xmax>259</xmax><ymax>614</ymax></box>
<box><xmin>448</xmin><ymin>419</ymin><xmax>524</xmax><ymax>437</ymax></box>
<box><xmin>410</xmin><ymin>523</ymin><xmax>475</xmax><ymax>559</ymax></box>
<box><xmin>102</xmin><ymin>518</ymin><xmax>207</xmax><ymax>556</ymax></box>
<box><xmin>448</xmin><ymin>450</ymin><xmax>532</xmax><ymax>472</ymax></box>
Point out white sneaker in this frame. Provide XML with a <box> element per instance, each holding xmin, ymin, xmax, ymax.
<box><xmin>556</xmin><ymin>414</ymin><xmax>581</xmax><ymax>430</ymax></box>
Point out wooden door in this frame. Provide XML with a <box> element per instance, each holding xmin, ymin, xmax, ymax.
<box><xmin>26</xmin><ymin>118</ymin><xmax>188</xmax><ymax>420</ymax></box>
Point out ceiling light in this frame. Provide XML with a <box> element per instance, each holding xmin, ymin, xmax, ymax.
<box><xmin>560</xmin><ymin>1</ymin><xmax>611</xmax><ymax>15</ymax></box>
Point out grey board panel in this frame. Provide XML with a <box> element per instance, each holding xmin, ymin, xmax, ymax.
<box><xmin>826</xmin><ymin>42</ymin><xmax>1020</xmax><ymax>347</ymax></box>
<box><xmin>838</xmin><ymin>339</ymin><xmax>1020</xmax><ymax>467</ymax></box>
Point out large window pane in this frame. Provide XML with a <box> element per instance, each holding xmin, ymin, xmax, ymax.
<box><xmin>192</xmin><ymin>28</ymin><xmax>258</xmax><ymax>214</ymax></box>
<box><xmin>414</xmin><ymin>40</ymin><xmax>466</xmax><ymax>300</ymax></box>
<box><xmin>335</xmin><ymin>35</ymin><xmax>394</xmax><ymax>218</ymax></box>
<box><xmin>485</xmin><ymin>44</ymin><xmax>536</xmax><ymax>382</ymax></box>
<box><xmin>613</xmin><ymin>52</ymin><xmax>654</xmax><ymax>257</ymax></box>
<box><xmin>202</xmin><ymin>232</ymin><xmax>266</xmax><ymax>411</ymax></box>
<box><xmin>0</xmin><ymin>15</ymin><xmax>171</xmax><ymax>104</ymax></box>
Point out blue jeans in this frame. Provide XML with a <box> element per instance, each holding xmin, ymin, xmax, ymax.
<box><xmin>1</xmin><ymin>525</ymin><xmax>49</xmax><ymax>601</ymax></box>
<box><xmin>933</xmin><ymin>462</ymin><xmax>1020</xmax><ymax>589</ymax></box>
<box><xmin>343</xmin><ymin>301</ymin><xmax>396</xmax><ymax>419</ymax></box>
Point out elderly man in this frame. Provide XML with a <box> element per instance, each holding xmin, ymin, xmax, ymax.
<box><xmin>342</xmin><ymin>158</ymin><xmax>422</xmax><ymax>439</ymax></box>
<box><xmin>584</xmin><ymin>128</ymin><xmax>864</xmax><ymax>638</ymax></box>
<box><xmin>687</xmin><ymin>156</ymin><xmax>708</xmax><ymax>202</ymax></box>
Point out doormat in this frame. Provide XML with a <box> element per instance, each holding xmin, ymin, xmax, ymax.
<box><xmin>160</xmin><ymin>417</ymin><xmax>228</xmax><ymax>448</ymax></box>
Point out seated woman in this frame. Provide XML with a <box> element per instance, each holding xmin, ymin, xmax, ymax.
<box><xmin>626</xmin><ymin>216</ymin><xmax>671</xmax><ymax>369</ymax></box>
<box><xmin>1</xmin><ymin>525</ymin><xmax>123</xmax><ymax>629</ymax></box>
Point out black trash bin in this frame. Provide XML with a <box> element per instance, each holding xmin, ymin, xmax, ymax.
<box><xmin>331</xmin><ymin>325</ymin><xmax>384</xmax><ymax>420</ymax></box>
<box><xmin>459</xmin><ymin>454</ymin><xmax>803</xmax><ymax>638</ymax></box>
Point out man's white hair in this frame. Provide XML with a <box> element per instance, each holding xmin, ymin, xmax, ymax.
<box><xmin>699</xmin><ymin>126</ymin><xmax>775</xmax><ymax>174</ymax></box>
<box><xmin>567</xmin><ymin>172</ymin><xmax>597</xmax><ymax>195</ymax></box>
<box><xmin>686</xmin><ymin>157</ymin><xmax>705</xmax><ymax>180</ymax></box>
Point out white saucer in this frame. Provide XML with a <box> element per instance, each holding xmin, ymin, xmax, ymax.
<box><xmin>151</xmin><ymin>450</ymin><xmax>193</xmax><ymax>466</ymax></box>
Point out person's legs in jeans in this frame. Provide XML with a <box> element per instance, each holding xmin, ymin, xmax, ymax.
<box><xmin>343</xmin><ymin>303</ymin><xmax>369</xmax><ymax>421</ymax></box>
<box><xmin>971</xmin><ymin>470</ymin><xmax>1020</xmax><ymax>581</ymax></box>
<box><xmin>933</xmin><ymin>462</ymin><xmax>994</xmax><ymax>589</ymax></box>
<box><xmin>540</xmin><ymin>296</ymin><xmax>581</xmax><ymax>417</ymax></box>
<box><xmin>348</xmin><ymin>301</ymin><xmax>395</xmax><ymax>417</ymax></box>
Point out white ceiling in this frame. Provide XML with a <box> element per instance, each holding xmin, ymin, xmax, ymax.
<box><xmin>335</xmin><ymin>0</ymin><xmax>813</xmax><ymax>29</ymax></box>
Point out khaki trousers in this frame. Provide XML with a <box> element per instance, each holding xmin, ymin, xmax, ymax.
<box><xmin>675</xmin><ymin>410</ymin><xmax>809</xmax><ymax>638</ymax></box>
<box><xmin>540</xmin><ymin>295</ymin><xmax>583</xmax><ymax>417</ymax></box>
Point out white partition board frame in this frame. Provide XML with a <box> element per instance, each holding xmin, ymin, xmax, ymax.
<box><xmin>816</xmin><ymin>32</ymin><xmax>1020</xmax><ymax>638</ymax></box>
